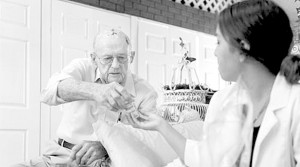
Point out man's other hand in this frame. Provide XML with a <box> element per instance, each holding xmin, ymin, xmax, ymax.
<box><xmin>69</xmin><ymin>141</ymin><xmax>107</xmax><ymax>166</ymax></box>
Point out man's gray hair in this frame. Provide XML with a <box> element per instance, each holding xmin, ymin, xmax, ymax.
<box><xmin>93</xmin><ymin>29</ymin><xmax>132</xmax><ymax>54</ymax></box>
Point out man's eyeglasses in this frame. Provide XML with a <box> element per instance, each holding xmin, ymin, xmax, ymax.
<box><xmin>97</xmin><ymin>55</ymin><xmax>129</xmax><ymax>65</ymax></box>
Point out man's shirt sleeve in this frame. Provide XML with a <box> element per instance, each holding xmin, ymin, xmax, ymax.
<box><xmin>41</xmin><ymin>59</ymin><xmax>86</xmax><ymax>105</ymax></box>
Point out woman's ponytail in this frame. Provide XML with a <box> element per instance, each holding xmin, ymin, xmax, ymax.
<box><xmin>280</xmin><ymin>53</ymin><xmax>300</xmax><ymax>84</ymax></box>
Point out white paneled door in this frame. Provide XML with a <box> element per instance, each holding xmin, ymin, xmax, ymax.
<box><xmin>138</xmin><ymin>20</ymin><xmax>199</xmax><ymax>104</ymax></box>
<box><xmin>137</xmin><ymin>19</ymin><xmax>226</xmax><ymax>105</ymax></box>
<box><xmin>0</xmin><ymin>0</ymin><xmax>41</xmax><ymax>166</ymax></box>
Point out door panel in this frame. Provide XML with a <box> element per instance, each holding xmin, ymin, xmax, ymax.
<box><xmin>0</xmin><ymin>0</ymin><xmax>41</xmax><ymax>166</ymax></box>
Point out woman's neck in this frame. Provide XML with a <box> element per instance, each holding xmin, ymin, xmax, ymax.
<box><xmin>240</xmin><ymin>61</ymin><xmax>276</xmax><ymax>102</ymax></box>
<box><xmin>239</xmin><ymin>61</ymin><xmax>276</xmax><ymax>124</ymax></box>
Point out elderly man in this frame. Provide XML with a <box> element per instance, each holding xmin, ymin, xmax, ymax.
<box><xmin>13</xmin><ymin>29</ymin><xmax>157</xmax><ymax>167</ymax></box>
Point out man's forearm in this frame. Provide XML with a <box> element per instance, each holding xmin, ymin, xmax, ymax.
<box><xmin>57</xmin><ymin>78</ymin><xmax>98</xmax><ymax>102</ymax></box>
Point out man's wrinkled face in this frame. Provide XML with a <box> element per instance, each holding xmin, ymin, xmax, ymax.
<box><xmin>94</xmin><ymin>36</ymin><xmax>130</xmax><ymax>85</ymax></box>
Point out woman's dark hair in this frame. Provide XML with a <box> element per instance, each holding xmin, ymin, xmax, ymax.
<box><xmin>280</xmin><ymin>54</ymin><xmax>300</xmax><ymax>84</ymax></box>
<box><xmin>218</xmin><ymin>0</ymin><xmax>299</xmax><ymax>84</ymax></box>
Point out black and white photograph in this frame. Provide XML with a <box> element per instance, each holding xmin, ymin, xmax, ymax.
<box><xmin>0</xmin><ymin>0</ymin><xmax>299</xmax><ymax>166</ymax></box>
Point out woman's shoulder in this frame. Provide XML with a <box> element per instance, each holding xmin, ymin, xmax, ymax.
<box><xmin>206</xmin><ymin>84</ymin><xmax>238</xmax><ymax>114</ymax></box>
<box><xmin>275</xmin><ymin>74</ymin><xmax>300</xmax><ymax>101</ymax></box>
<box><xmin>290</xmin><ymin>83</ymin><xmax>300</xmax><ymax>104</ymax></box>
<box><xmin>291</xmin><ymin>82</ymin><xmax>300</xmax><ymax>92</ymax></box>
<box><xmin>211</xmin><ymin>84</ymin><xmax>238</xmax><ymax>101</ymax></box>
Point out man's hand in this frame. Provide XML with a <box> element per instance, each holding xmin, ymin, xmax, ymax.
<box><xmin>56</xmin><ymin>78</ymin><xmax>135</xmax><ymax>112</ymax></box>
<box><xmin>94</xmin><ymin>82</ymin><xmax>135</xmax><ymax>112</ymax></box>
<box><xmin>69</xmin><ymin>141</ymin><xmax>107</xmax><ymax>166</ymax></box>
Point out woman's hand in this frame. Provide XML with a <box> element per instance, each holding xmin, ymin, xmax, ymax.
<box><xmin>127</xmin><ymin>112</ymin><xmax>167</xmax><ymax>131</ymax></box>
<box><xmin>128</xmin><ymin>111</ymin><xmax>187</xmax><ymax>161</ymax></box>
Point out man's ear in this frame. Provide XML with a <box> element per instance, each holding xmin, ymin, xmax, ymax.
<box><xmin>90</xmin><ymin>52</ymin><xmax>97</xmax><ymax>66</ymax></box>
<box><xmin>129</xmin><ymin>51</ymin><xmax>135</xmax><ymax>64</ymax></box>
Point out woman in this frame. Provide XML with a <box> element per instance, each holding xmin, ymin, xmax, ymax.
<box><xmin>128</xmin><ymin>0</ymin><xmax>300</xmax><ymax>166</ymax></box>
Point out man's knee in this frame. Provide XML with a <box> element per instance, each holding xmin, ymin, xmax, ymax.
<box><xmin>10</xmin><ymin>157</ymin><xmax>48</xmax><ymax>167</ymax></box>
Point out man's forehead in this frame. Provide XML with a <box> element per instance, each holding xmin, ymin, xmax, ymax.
<box><xmin>95</xmin><ymin>29</ymin><xmax>130</xmax><ymax>45</ymax></box>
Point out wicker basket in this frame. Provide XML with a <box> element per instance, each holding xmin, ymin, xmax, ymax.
<box><xmin>163</xmin><ymin>89</ymin><xmax>206</xmax><ymax>104</ymax></box>
<box><xmin>159</xmin><ymin>37</ymin><xmax>210</xmax><ymax>124</ymax></box>
<box><xmin>159</xmin><ymin>89</ymin><xmax>208</xmax><ymax>123</ymax></box>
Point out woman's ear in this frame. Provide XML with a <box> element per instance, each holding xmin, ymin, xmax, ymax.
<box><xmin>240</xmin><ymin>40</ymin><xmax>250</xmax><ymax>51</ymax></box>
<box><xmin>129</xmin><ymin>51</ymin><xmax>135</xmax><ymax>64</ymax></box>
<box><xmin>239</xmin><ymin>40</ymin><xmax>250</xmax><ymax>62</ymax></box>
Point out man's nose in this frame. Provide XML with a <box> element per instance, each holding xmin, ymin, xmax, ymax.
<box><xmin>111</xmin><ymin>57</ymin><xmax>120</xmax><ymax>68</ymax></box>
